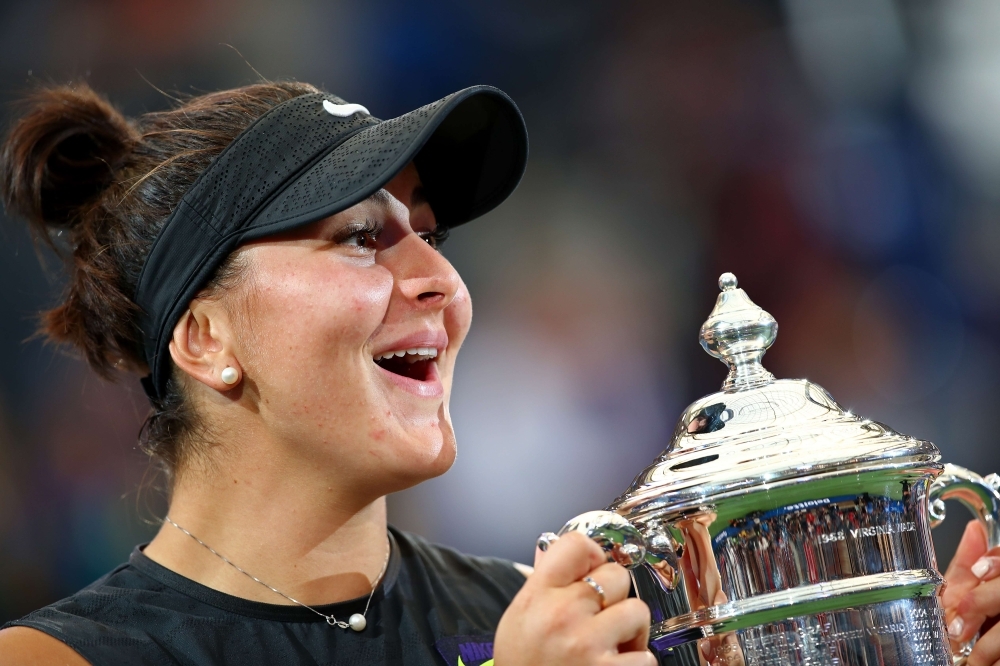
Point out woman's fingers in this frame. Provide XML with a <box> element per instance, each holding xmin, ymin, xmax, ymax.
<box><xmin>573</xmin><ymin>562</ymin><xmax>632</xmax><ymax>611</ymax></box>
<box><xmin>944</xmin><ymin>520</ymin><xmax>989</xmax><ymax>637</ymax></box>
<box><xmin>532</xmin><ymin>531</ymin><xmax>609</xmax><ymax>588</ymax></box>
<box><xmin>590</xmin><ymin>597</ymin><xmax>652</xmax><ymax>653</ymax></box>
<box><xmin>606</xmin><ymin>650</ymin><xmax>657</xmax><ymax>666</ymax></box>
<box><xmin>950</xmin><ymin>577</ymin><xmax>1000</xmax><ymax>642</ymax></box>
<box><xmin>966</xmin><ymin>616</ymin><xmax>1000</xmax><ymax>666</ymax></box>
<box><xmin>970</xmin><ymin>554</ymin><xmax>1000</xmax><ymax>582</ymax></box>
<box><xmin>945</xmin><ymin>521</ymin><xmax>988</xmax><ymax>600</ymax></box>
<box><xmin>497</xmin><ymin>531</ymin><xmax>657</xmax><ymax>665</ymax></box>
<box><xmin>952</xmin><ymin>520</ymin><xmax>989</xmax><ymax>566</ymax></box>
<box><xmin>943</xmin><ymin>521</ymin><xmax>1000</xmax><ymax>646</ymax></box>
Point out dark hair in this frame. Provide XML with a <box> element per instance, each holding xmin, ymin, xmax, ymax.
<box><xmin>0</xmin><ymin>80</ymin><xmax>320</xmax><ymax>480</ymax></box>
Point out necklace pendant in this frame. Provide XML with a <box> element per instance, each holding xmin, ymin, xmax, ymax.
<box><xmin>165</xmin><ymin>518</ymin><xmax>389</xmax><ymax>635</ymax></box>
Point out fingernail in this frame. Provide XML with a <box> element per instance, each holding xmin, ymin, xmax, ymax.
<box><xmin>700</xmin><ymin>639</ymin><xmax>712</xmax><ymax>658</ymax></box>
<box><xmin>948</xmin><ymin>617</ymin><xmax>964</xmax><ymax>639</ymax></box>
<box><xmin>973</xmin><ymin>557</ymin><xmax>992</xmax><ymax>579</ymax></box>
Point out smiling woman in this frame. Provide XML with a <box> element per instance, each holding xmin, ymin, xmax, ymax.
<box><xmin>0</xmin><ymin>81</ymin><xmax>655</xmax><ymax>666</ymax></box>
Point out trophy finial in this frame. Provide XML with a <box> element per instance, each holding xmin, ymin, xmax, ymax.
<box><xmin>699</xmin><ymin>273</ymin><xmax>777</xmax><ymax>391</ymax></box>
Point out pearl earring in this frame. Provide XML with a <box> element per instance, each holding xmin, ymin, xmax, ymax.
<box><xmin>220</xmin><ymin>366</ymin><xmax>239</xmax><ymax>385</ymax></box>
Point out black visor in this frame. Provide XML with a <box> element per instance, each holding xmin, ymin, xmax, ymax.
<box><xmin>134</xmin><ymin>85</ymin><xmax>528</xmax><ymax>401</ymax></box>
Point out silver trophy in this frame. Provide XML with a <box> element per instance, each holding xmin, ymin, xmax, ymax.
<box><xmin>541</xmin><ymin>273</ymin><xmax>1000</xmax><ymax>666</ymax></box>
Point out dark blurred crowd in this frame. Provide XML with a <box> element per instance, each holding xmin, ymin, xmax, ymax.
<box><xmin>2</xmin><ymin>0</ymin><xmax>999</xmax><ymax>623</ymax></box>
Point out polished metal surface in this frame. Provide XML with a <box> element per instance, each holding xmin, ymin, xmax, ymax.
<box><xmin>649</xmin><ymin>569</ymin><xmax>943</xmax><ymax>646</ymax></box>
<box><xmin>699</xmin><ymin>271</ymin><xmax>776</xmax><ymax>392</ymax></box>
<box><xmin>614</xmin><ymin>273</ymin><xmax>940</xmax><ymax>524</ymax></box>
<box><xmin>548</xmin><ymin>273</ymin><xmax>1000</xmax><ymax>666</ymax></box>
<box><xmin>661</xmin><ymin>595</ymin><xmax>950</xmax><ymax>666</ymax></box>
<box><xmin>930</xmin><ymin>464</ymin><xmax>1000</xmax><ymax>549</ymax></box>
<box><xmin>549</xmin><ymin>510</ymin><xmax>649</xmax><ymax>568</ymax></box>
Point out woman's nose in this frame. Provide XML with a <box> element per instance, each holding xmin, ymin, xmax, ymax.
<box><xmin>393</xmin><ymin>235</ymin><xmax>462</xmax><ymax>310</ymax></box>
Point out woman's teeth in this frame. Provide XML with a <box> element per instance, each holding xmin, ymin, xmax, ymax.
<box><xmin>373</xmin><ymin>347</ymin><xmax>439</xmax><ymax>362</ymax></box>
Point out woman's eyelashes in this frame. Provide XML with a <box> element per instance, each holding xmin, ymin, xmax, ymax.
<box><xmin>335</xmin><ymin>218</ymin><xmax>383</xmax><ymax>250</ymax></box>
<box><xmin>333</xmin><ymin>218</ymin><xmax>448</xmax><ymax>252</ymax></box>
<box><xmin>418</xmin><ymin>225</ymin><xmax>450</xmax><ymax>250</ymax></box>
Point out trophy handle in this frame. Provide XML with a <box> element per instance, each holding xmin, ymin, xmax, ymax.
<box><xmin>538</xmin><ymin>510</ymin><xmax>682</xmax><ymax>591</ymax></box>
<box><xmin>928</xmin><ymin>463</ymin><xmax>1000</xmax><ymax>549</ymax></box>
<box><xmin>537</xmin><ymin>510</ymin><xmax>648</xmax><ymax>568</ymax></box>
<box><xmin>928</xmin><ymin>463</ymin><xmax>1000</xmax><ymax>664</ymax></box>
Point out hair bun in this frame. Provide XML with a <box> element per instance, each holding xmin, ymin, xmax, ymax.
<box><xmin>1</xmin><ymin>83</ymin><xmax>138</xmax><ymax>239</ymax></box>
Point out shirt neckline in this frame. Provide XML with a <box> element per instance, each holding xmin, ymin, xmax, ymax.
<box><xmin>128</xmin><ymin>527</ymin><xmax>402</xmax><ymax>623</ymax></box>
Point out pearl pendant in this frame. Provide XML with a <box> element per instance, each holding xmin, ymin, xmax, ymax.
<box><xmin>348</xmin><ymin>613</ymin><xmax>367</xmax><ymax>631</ymax></box>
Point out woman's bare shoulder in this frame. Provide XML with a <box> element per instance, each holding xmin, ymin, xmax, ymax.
<box><xmin>0</xmin><ymin>626</ymin><xmax>90</xmax><ymax>665</ymax></box>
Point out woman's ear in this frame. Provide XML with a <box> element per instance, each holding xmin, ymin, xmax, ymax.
<box><xmin>168</xmin><ymin>301</ymin><xmax>242</xmax><ymax>392</ymax></box>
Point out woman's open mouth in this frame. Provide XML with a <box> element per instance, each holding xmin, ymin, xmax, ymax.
<box><xmin>374</xmin><ymin>347</ymin><xmax>439</xmax><ymax>384</ymax></box>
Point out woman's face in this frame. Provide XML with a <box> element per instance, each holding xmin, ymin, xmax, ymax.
<box><xmin>225</xmin><ymin>163</ymin><xmax>471</xmax><ymax>495</ymax></box>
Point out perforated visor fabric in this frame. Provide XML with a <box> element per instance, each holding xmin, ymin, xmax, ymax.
<box><xmin>255</xmin><ymin>92</ymin><xmax>525</xmax><ymax>232</ymax></box>
<box><xmin>134</xmin><ymin>85</ymin><xmax>527</xmax><ymax>400</ymax></box>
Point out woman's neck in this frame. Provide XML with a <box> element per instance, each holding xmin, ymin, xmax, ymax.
<box><xmin>143</xmin><ymin>453</ymin><xmax>390</xmax><ymax>606</ymax></box>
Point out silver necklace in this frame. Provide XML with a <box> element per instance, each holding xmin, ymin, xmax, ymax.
<box><xmin>164</xmin><ymin>516</ymin><xmax>389</xmax><ymax>632</ymax></box>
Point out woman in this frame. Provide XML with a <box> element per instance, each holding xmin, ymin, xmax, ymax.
<box><xmin>0</xmin><ymin>82</ymin><xmax>653</xmax><ymax>665</ymax></box>
<box><xmin>10</xmin><ymin>79</ymin><xmax>993</xmax><ymax>666</ymax></box>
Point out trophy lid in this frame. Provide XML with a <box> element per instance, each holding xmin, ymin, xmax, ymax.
<box><xmin>610</xmin><ymin>273</ymin><xmax>941</xmax><ymax>524</ymax></box>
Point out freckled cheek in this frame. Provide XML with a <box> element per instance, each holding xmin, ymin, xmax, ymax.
<box><xmin>254</xmin><ymin>265</ymin><xmax>393</xmax><ymax>361</ymax></box>
<box><xmin>348</xmin><ymin>278</ymin><xmax>394</xmax><ymax>319</ymax></box>
<box><xmin>319</xmin><ymin>278</ymin><xmax>393</xmax><ymax>349</ymax></box>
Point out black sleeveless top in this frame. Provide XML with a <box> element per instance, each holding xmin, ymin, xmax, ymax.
<box><xmin>4</xmin><ymin>528</ymin><xmax>524</xmax><ymax>666</ymax></box>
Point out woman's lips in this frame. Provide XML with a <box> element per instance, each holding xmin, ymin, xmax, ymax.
<box><xmin>375</xmin><ymin>360</ymin><xmax>444</xmax><ymax>398</ymax></box>
<box><xmin>371</xmin><ymin>330</ymin><xmax>449</xmax><ymax>360</ymax></box>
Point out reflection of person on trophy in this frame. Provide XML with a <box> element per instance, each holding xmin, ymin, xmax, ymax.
<box><xmin>678</xmin><ymin>515</ymin><xmax>724</xmax><ymax>612</ymax></box>
<box><xmin>677</xmin><ymin>515</ymin><xmax>745</xmax><ymax>666</ymax></box>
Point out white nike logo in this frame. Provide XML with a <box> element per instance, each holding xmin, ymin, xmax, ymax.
<box><xmin>322</xmin><ymin>100</ymin><xmax>370</xmax><ymax>117</ymax></box>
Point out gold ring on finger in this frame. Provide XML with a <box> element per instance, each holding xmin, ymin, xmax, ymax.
<box><xmin>582</xmin><ymin>576</ymin><xmax>606</xmax><ymax>609</ymax></box>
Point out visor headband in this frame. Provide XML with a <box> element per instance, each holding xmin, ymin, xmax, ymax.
<box><xmin>134</xmin><ymin>92</ymin><xmax>379</xmax><ymax>400</ymax></box>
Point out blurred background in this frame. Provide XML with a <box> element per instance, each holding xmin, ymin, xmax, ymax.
<box><xmin>1</xmin><ymin>0</ymin><xmax>999</xmax><ymax>622</ymax></box>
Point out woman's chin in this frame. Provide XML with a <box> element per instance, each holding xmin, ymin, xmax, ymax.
<box><xmin>415</xmin><ymin>431</ymin><xmax>457</xmax><ymax>478</ymax></box>
<box><xmin>385</xmin><ymin>431</ymin><xmax>456</xmax><ymax>491</ymax></box>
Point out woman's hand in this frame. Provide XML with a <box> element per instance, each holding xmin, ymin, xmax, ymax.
<box><xmin>943</xmin><ymin>520</ymin><xmax>1000</xmax><ymax>666</ymax></box>
<box><xmin>494</xmin><ymin>531</ymin><xmax>655</xmax><ymax>666</ymax></box>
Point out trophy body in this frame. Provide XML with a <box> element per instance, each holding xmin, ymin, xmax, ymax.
<box><xmin>629</xmin><ymin>442</ymin><xmax>950</xmax><ymax>666</ymax></box>
<box><xmin>545</xmin><ymin>274</ymin><xmax>1000</xmax><ymax>666</ymax></box>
